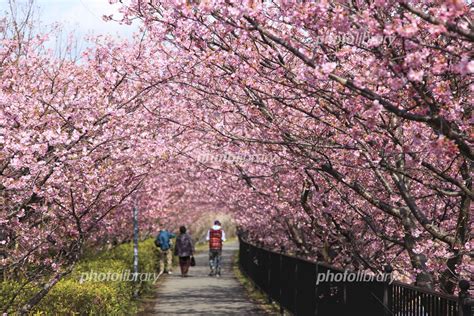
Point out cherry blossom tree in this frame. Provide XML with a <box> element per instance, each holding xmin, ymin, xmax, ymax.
<box><xmin>1</xmin><ymin>0</ymin><xmax>473</xmax><ymax>312</ymax></box>
<box><xmin>118</xmin><ymin>0</ymin><xmax>472</xmax><ymax>293</ymax></box>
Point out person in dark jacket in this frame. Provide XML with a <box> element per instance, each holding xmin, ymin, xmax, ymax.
<box><xmin>174</xmin><ymin>226</ymin><xmax>194</xmax><ymax>277</ymax></box>
<box><xmin>156</xmin><ymin>229</ymin><xmax>176</xmax><ymax>274</ymax></box>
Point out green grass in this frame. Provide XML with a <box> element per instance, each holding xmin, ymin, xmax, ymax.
<box><xmin>232</xmin><ymin>250</ymin><xmax>281</xmax><ymax>315</ymax></box>
<box><xmin>193</xmin><ymin>236</ymin><xmax>238</xmax><ymax>253</ymax></box>
<box><xmin>1</xmin><ymin>238</ymin><xmax>161</xmax><ymax>315</ymax></box>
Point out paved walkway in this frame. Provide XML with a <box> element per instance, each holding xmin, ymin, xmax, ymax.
<box><xmin>150</xmin><ymin>241</ymin><xmax>266</xmax><ymax>315</ymax></box>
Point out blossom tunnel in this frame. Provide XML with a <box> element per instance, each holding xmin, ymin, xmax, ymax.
<box><xmin>0</xmin><ymin>0</ymin><xmax>472</xmax><ymax>313</ymax></box>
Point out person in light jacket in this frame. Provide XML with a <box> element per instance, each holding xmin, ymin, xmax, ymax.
<box><xmin>206</xmin><ymin>220</ymin><xmax>226</xmax><ymax>277</ymax></box>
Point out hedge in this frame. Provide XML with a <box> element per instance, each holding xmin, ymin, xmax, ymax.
<box><xmin>1</xmin><ymin>238</ymin><xmax>160</xmax><ymax>315</ymax></box>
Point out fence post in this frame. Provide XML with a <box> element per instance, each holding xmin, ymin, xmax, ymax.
<box><xmin>314</xmin><ymin>263</ymin><xmax>319</xmax><ymax>316</ymax></box>
<box><xmin>383</xmin><ymin>264</ymin><xmax>393</xmax><ymax>316</ymax></box>
<box><xmin>267</xmin><ymin>251</ymin><xmax>272</xmax><ymax>304</ymax></box>
<box><xmin>458</xmin><ymin>280</ymin><xmax>472</xmax><ymax>316</ymax></box>
<box><xmin>132</xmin><ymin>203</ymin><xmax>139</xmax><ymax>298</ymax></box>
<box><xmin>279</xmin><ymin>251</ymin><xmax>284</xmax><ymax>316</ymax></box>
<box><xmin>294</xmin><ymin>259</ymin><xmax>298</xmax><ymax>316</ymax></box>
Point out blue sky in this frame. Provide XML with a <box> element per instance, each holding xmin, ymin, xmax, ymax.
<box><xmin>0</xmin><ymin>0</ymin><xmax>138</xmax><ymax>53</ymax></box>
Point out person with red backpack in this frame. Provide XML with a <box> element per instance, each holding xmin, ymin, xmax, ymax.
<box><xmin>206</xmin><ymin>220</ymin><xmax>226</xmax><ymax>277</ymax></box>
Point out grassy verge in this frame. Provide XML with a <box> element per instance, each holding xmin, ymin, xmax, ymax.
<box><xmin>194</xmin><ymin>241</ymin><xmax>209</xmax><ymax>252</ymax></box>
<box><xmin>1</xmin><ymin>238</ymin><xmax>160</xmax><ymax>315</ymax></box>
<box><xmin>232</xmin><ymin>250</ymin><xmax>282</xmax><ymax>315</ymax></box>
<box><xmin>193</xmin><ymin>236</ymin><xmax>237</xmax><ymax>253</ymax></box>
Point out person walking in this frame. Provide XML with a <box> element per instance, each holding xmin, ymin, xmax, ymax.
<box><xmin>155</xmin><ymin>229</ymin><xmax>176</xmax><ymax>274</ymax></box>
<box><xmin>174</xmin><ymin>226</ymin><xmax>194</xmax><ymax>277</ymax></box>
<box><xmin>206</xmin><ymin>220</ymin><xmax>226</xmax><ymax>277</ymax></box>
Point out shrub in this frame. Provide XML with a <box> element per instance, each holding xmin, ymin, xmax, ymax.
<box><xmin>1</xmin><ymin>238</ymin><xmax>160</xmax><ymax>315</ymax></box>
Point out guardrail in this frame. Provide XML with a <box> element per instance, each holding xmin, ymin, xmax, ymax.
<box><xmin>238</xmin><ymin>238</ymin><xmax>472</xmax><ymax>316</ymax></box>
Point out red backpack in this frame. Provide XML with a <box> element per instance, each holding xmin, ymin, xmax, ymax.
<box><xmin>209</xmin><ymin>229</ymin><xmax>223</xmax><ymax>250</ymax></box>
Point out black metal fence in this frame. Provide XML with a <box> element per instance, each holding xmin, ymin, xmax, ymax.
<box><xmin>238</xmin><ymin>238</ymin><xmax>473</xmax><ymax>316</ymax></box>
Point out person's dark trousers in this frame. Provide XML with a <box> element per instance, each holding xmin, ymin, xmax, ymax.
<box><xmin>209</xmin><ymin>249</ymin><xmax>222</xmax><ymax>275</ymax></box>
<box><xmin>179</xmin><ymin>256</ymin><xmax>191</xmax><ymax>276</ymax></box>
